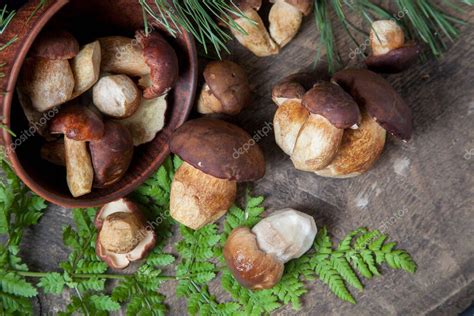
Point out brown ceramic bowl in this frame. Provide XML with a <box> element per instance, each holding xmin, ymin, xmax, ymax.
<box><xmin>0</xmin><ymin>0</ymin><xmax>198</xmax><ymax>208</ymax></box>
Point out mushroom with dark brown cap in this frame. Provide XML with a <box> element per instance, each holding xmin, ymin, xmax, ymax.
<box><xmin>169</xmin><ymin>118</ymin><xmax>265</xmax><ymax>229</ymax></box>
<box><xmin>50</xmin><ymin>104</ymin><xmax>105</xmax><ymax>197</ymax></box>
<box><xmin>197</xmin><ymin>60</ymin><xmax>251</xmax><ymax>115</ymax></box>
<box><xmin>274</xmin><ymin>79</ymin><xmax>360</xmax><ymax>172</ymax></box>
<box><xmin>332</xmin><ymin>68</ymin><xmax>413</xmax><ymax>141</ymax></box>
<box><xmin>95</xmin><ymin>198</ymin><xmax>156</xmax><ymax>269</ymax></box>
<box><xmin>89</xmin><ymin>121</ymin><xmax>134</xmax><ymax>188</ymax></box>
<box><xmin>30</xmin><ymin>30</ymin><xmax>79</xmax><ymax>60</ymax></box>
<box><xmin>269</xmin><ymin>0</ymin><xmax>313</xmax><ymax>48</ymax></box>
<box><xmin>272</xmin><ymin>69</ymin><xmax>407</xmax><ymax>177</ymax></box>
<box><xmin>271</xmin><ymin>72</ymin><xmax>316</xmax><ymax>106</ymax></box>
<box><xmin>224</xmin><ymin>209</ymin><xmax>317</xmax><ymax>290</ymax></box>
<box><xmin>365</xmin><ymin>20</ymin><xmax>421</xmax><ymax>73</ymax></box>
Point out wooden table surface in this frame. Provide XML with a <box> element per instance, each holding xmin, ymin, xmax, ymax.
<box><xmin>14</xmin><ymin>3</ymin><xmax>474</xmax><ymax>315</ymax></box>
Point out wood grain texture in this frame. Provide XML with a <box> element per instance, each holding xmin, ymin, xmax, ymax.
<box><xmin>8</xmin><ymin>2</ymin><xmax>474</xmax><ymax>315</ymax></box>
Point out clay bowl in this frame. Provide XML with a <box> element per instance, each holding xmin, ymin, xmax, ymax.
<box><xmin>0</xmin><ymin>0</ymin><xmax>198</xmax><ymax>208</ymax></box>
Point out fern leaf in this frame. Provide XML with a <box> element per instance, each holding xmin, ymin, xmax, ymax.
<box><xmin>315</xmin><ymin>260</ymin><xmax>355</xmax><ymax>304</ymax></box>
<box><xmin>0</xmin><ymin>272</ymin><xmax>37</xmax><ymax>297</ymax></box>
<box><xmin>337</xmin><ymin>227</ymin><xmax>367</xmax><ymax>251</ymax></box>
<box><xmin>89</xmin><ymin>295</ymin><xmax>120</xmax><ymax>311</ymax></box>
<box><xmin>360</xmin><ymin>250</ymin><xmax>380</xmax><ymax>276</ymax></box>
<box><xmin>38</xmin><ymin>272</ymin><xmax>65</xmax><ymax>295</ymax></box>
<box><xmin>348</xmin><ymin>253</ymin><xmax>373</xmax><ymax>279</ymax></box>
<box><xmin>368</xmin><ymin>234</ymin><xmax>387</xmax><ymax>251</ymax></box>
<box><xmin>330</xmin><ymin>256</ymin><xmax>363</xmax><ymax>290</ymax></box>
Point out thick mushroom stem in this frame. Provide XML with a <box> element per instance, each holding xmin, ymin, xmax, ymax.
<box><xmin>170</xmin><ymin>162</ymin><xmax>237</xmax><ymax>230</ymax></box>
<box><xmin>370</xmin><ymin>20</ymin><xmax>405</xmax><ymax>56</ymax></box>
<box><xmin>269</xmin><ymin>0</ymin><xmax>303</xmax><ymax>48</ymax></box>
<box><xmin>99</xmin><ymin>212</ymin><xmax>144</xmax><ymax>254</ymax></box>
<box><xmin>231</xmin><ymin>8</ymin><xmax>279</xmax><ymax>57</ymax></box>
<box><xmin>64</xmin><ymin>137</ymin><xmax>94</xmax><ymax>197</ymax></box>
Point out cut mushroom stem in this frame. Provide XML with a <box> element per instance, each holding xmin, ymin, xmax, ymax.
<box><xmin>64</xmin><ymin>137</ymin><xmax>93</xmax><ymax>197</ymax></box>
<box><xmin>224</xmin><ymin>209</ymin><xmax>317</xmax><ymax>289</ymax></box>
<box><xmin>370</xmin><ymin>20</ymin><xmax>405</xmax><ymax>56</ymax></box>
<box><xmin>269</xmin><ymin>0</ymin><xmax>303</xmax><ymax>47</ymax></box>
<box><xmin>231</xmin><ymin>8</ymin><xmax>279</xmax><ymax>57</ymax></box>
<box><xmin>170</xmin><ymin>162</ymin><xmax>237</xmax><ymax>230</ymax></box>
<box><xmin>95</xmin><ymin>198</ymin><xmax>156</xmax><ymax>270</ymax></box>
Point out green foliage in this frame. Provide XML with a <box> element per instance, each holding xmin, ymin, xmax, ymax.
<box><xmin>0</xmin><ymin>160</ymin><xmax>46</xmax><ymax>314</ymax></box>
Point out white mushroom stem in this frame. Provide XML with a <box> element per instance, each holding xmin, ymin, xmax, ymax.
<box><xmin>370</xmin><ymin>20</ymin><xmax>405</xmax><ymax>56</ymax></box>
<box><xmin>64</xmin><ymin>137</ymin><xmax>93</xmax><ymax>197</ymax></box>
<box><xmin>231</xmin><ymin>9</ymin><xmax>279</xmax><ymax>57</ymax></box>
<box><xmin>170</xmin><ymin>162</ymin><xmax>237</xmax><ymax>230</ymax></box>
<box><xmin>269</xmin><ymin>0</ymin><xmax>303</xmax><ymax>48</ymax></box>
<box><xmin>251</xmin><ymin>208</ymin><xmax>317</xmax><ymax>263</ymax></box>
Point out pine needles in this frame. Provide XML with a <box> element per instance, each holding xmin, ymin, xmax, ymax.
<box><xmin>139</xmin><ymin>0</ymin><xmax>247</xmax><ymax>58</ymax></box>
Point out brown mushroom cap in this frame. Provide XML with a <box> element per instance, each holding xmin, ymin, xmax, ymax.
<box><xmin>136</xmin><ymin>31</ymin><xmax>179</xmax><ymax>99</ymax></box>
<box><xmin>31</xmin><ymin>30</ymin><xmax>79</xmax><ymax>60</ymax></box>
<box><xmin>89</xmin><ymin>121</ymin><xmax>134</xmax><ymax>188</ymax></box>
<box><xmin>203</xmin><ymin>60</ymin><xmax>251</xmax><ymax>115</ymax></box>
<box><xmin>302</xmin><ymin>81</ymin><xmax>361</xmax><ymax>129</ymax></box>
<box><xmin>170</xmin><ymin>118</ymin><xmax>265</xmax><ymax>181</ymax></box>
<box><xmin>272</xmin><ymin>72</ymin><xmax>316</xmax><ymax>105</ymax></box>
<box><xmin>50</xmin><ymin>104</ymin><xmax>105</xmax><ymax>141</ymax></box>
<box><xmin>366</xmin><ymin>43</ymin><xmax>421</xmax><ymax>73</ymax></box>
<box><xmin>95</xmin><ymin>198</ymin><xmax>156</xmax><ymax>270</ymax></box>
<box><xmin>283</xmin><ymin>0</ymin><xmax>313</xmax><ymax>15</ymax></box>
<box><xmin>332</xmin><ymin>69</ymin><xmax>413</xmax><ymax>141</ymax></box>
<box><xmin>224</xmin><ymin>227</ymin><xmax>284</xmax><ymax>290</ymax></box>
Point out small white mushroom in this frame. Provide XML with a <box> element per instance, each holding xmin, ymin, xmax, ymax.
<box><xmin>251</xmin><ymin>208</ymin><xmax>317</xmax><ymax>263</ymax></box>
<box><xmin>93</xmin><ymin>74</ymin><xmax>141</xmax><ymax>119</ymax></box>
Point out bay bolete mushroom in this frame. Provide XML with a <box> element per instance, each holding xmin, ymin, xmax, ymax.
<box><xmin>224</xmin><ymin>209</ymin><xmax>317</xmax><ymax>290</ymax></box>
<box><xmin>92</xmin><ymin>74</ymin><xmax>141</xmax><ymax>119</ymax></box>
<box><xmin>50</xmin><ymin>104</ymin><xmax>105</xmax><ymax>197</ymax></box>
<box><xmin>197</xmin><ymin>60</ymin><xmax>251</xmax><ymax>115</ymax></box>
<box><xmin>30</xmin><ymin>29</ymin><xmax>79</xmax><ymax>60</ymax></box>
<box><xmin>89</xmin><ymin>121</ymin><xmax>134</xmax><ymax>188</ymax></box>
<box><xmin>365</xmin><ymin>20</ymin><xmax>421</xmax><ymax>73</ymax></box>
<box><xmin>95</xmin><ymin>198</ymin><xmax>156</xmax><ymax>269</ymax></box>
<box><xmin>272</xmin><ymin>69</ymin><xmax>410</xmax><ymax>177</ymax></box>
<box><xmin>169</xmin><ymin>118</ymin><xmax>265</xmax><ymax>229</ymax></box>
<box><xmin>269</xmin><ymin>0</ymin><xmax>313</xmax><ymax>48</ymax></box>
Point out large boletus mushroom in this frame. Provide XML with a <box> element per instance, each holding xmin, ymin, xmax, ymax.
<box><xmin>95</xmin><ymin>198</ymin><xmax>156</xmax><ymax>269</ymax></box>
<box><xmin>272</xmin><ymin>69</ymin><xmax>410</xmax><ymax>177</ymax></box>
<box><xmin>169</xmin><ymin>118</ymin><xmax>265</xmax><ymax>229</ymax></box>
<box><xmin>197</xmin><ymin>60</ymin><xmax>251</xmax><ymax>115</ymax></box>
<box><xmin>224</xmin><ymin>209</ymin><xmax>317</xmax><ymax>289</ymax></box>
<box><xmin>365</xmin><ymin>20</ymin><xmax>421</xmax><ymax>73</ymax></box>
<box><xmin>50</xmin><ymin>104</ymin><xmax>105</xmax><ymax>197</ymax></box>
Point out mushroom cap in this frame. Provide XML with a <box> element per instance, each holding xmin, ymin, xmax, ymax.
<box><xmin>95</xmin><ymin>198</ymin><xmax>156</xmax><ymax>270</ymax></box>
<box><xmin>251</xmin><ymin>208</ymin><xmax>317</xmax><ymax>263</ymax></box>
<box><xmin>272</xmin><ymin>72</ymin><xmax>316</xmax><ymax>105</ymax></box>
<box><xmin>315</xmin><ymin>107</ymin><xmax>386</xmax><ymax>178</ymax></box>
<box><xmin>224</xmin><ymin>227</ymin><xmax>284</xmax><ymax>290</ymax></box>
<box><xmin>50</xmin><ymin>104</ymin><xmax>105</xmax><ymax>141</ymax></box>
<box><xmin>332</xmin><ymin>69</ymin><xmax>413</xmax><ymax>141</ymax></box>
<box><xmin>366</xmin><ymin>43</ymin><xmax>421</xmax><ymax>73</ymax></box>
<box><xmin>136</xmin><ymin>31</ymin><xmax>179</xmax><ymax>99</ymax></box>
<box><xmin>203</xmin><ymin>61</ymin><xmax>251</xmax><ymax>115</ymax></box>
<box><xmin>370</xmin><ymin>20</ymin><xmax>404</xmax><ymax>56</ymax></box>
<box><xmin>89</xmin><ymin>121</ymin><xmax>134</xmax><ymax>188</ymax></box>
<box><xmin>170</xmin><ymin>118</ymin><xmax>265</xmax><ymax>181</ymax></box>
<box><xmin>31</xmin><ymin>30</ymin><xmax>79</xmax><ymax>60</ymax></box>
<box><xmin>302</xmin><ymin>81</ymin><xmax>361</xmax><ymax>129</ymax></box>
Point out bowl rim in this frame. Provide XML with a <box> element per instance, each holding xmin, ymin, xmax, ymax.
<box><xmin>1</xmin><ymin>0</ymin><xmax>198</xmax><ymax>208</ymax></box>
